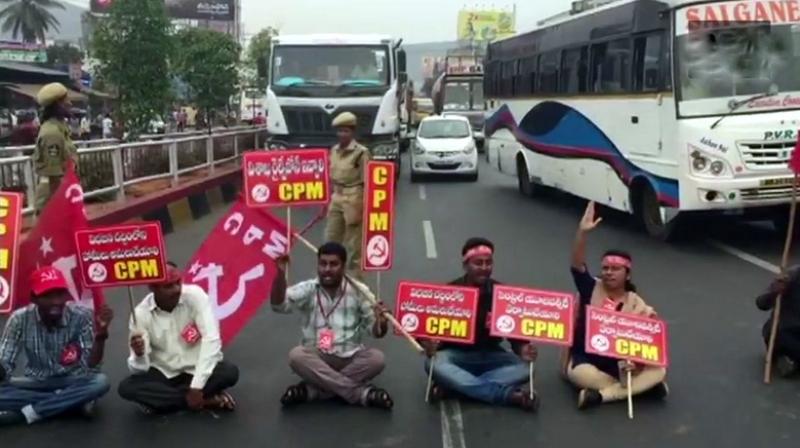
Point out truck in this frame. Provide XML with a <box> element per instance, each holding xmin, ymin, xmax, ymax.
<box><xmin>265</xmin><ymin>34</ymin><xmax>407</xmax><ymax>174</ymax></box>
<box><xmin>431</xmin><ymin>50</ymin><xmax>487</xmax><ymax>149</ymax></box>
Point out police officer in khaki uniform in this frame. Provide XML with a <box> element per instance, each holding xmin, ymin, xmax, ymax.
<box><xmin>33</xmin><ymin>82</ymin><xmax>78</xmax><ymax>213</ymax></box>
<box><xmin>325</xmin><ymin>112</ymin><xmax>371</xmax><ymax>279</ymax></box>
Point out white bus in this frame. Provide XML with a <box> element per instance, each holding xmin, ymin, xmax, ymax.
<box><xmin>485</xmin><ymin>0</ymin><xmax>800</xmax><ymax>239</ymax></box>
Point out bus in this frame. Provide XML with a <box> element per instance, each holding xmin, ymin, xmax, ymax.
<box><xmin>484</xmin><ymin>0</ymin><xmax>800</xmax><ymax>239</ymax></box>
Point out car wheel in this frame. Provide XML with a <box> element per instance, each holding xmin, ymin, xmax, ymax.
<box><xmin>411</xmin><ymin>171</ymin><xmax>421</xmax><ymax>183</ymax></box>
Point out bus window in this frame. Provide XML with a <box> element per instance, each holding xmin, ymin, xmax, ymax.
<box><xmin>634</xmin><ymin>34</ymin><xmax>662</xmax><ymax>92</ymax></box>
<box><xmin>595</xmin><ymin>38</ymin><xmax>632</xmax><ymax>93</ymax></box>
<box><xmin>539</xmin><ymin>51</ymin><xmax>560</xmax><ymax>93</ymax></box>
<box><xmin>561</xmin><ymin>47</ymin><xmax>588</xmax><ymax>94</ymax></box>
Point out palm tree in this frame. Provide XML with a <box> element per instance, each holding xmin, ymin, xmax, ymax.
<box><xmin>0</xmin><ymin>0</ymin><xmax>65</xmax><ymax>44</ymax></box>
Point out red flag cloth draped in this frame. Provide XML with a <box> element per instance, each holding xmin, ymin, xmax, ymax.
<box><xmin>13</xmin><ymin>166</ymin><xmax>105</xmax><ymax>313</ymax></box>
<box><xmin>183</xmin><ymin>200</ymin><xmax>289</xmax><ymax>346</ymax></box>
<box><xmin>791</xmin><ymin>132</ymin><xmax>800</xmax><ymax>174</ymax></box>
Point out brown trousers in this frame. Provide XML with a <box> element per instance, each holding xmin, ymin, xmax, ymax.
<box><xmin>288</xmin><ymin>346</ymin><xmax>385</xmax><ymax>405</ymax></box>
<box><xmin>567</xmin><ymin>360</ymin><xmax>666</xmax><ymax>402</ymax></box>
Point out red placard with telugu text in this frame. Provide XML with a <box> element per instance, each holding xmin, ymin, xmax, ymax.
<box><xmin>243</xmin><ymin>149</ymin><xmax>329</xmax><ymax>207</ymax></box>
<box><xmin>394</xmin><ymin>281</ymin><xmax>479</xmax><ymax>344</ymax></box>
<box><xmin>74</xmin><ymin>222</ymin><xmax>167</xmax><ymax>288</ymax></box>
<box><xmin>489</xmin><ymin>285</ymin><xmax>575</xmax><ymax>347</ymax></box>
<box><xmin>0</xmin><ymin>192</ymin><xmax>22</xmax><ymax>314</ymax></box>
<box><xmin>584</xmin><ymin>306</ymin><xmax>669</xmax><ymax>367</ymax></box>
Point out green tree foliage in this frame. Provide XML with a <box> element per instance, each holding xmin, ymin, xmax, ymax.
<box><xmin>92</xmin><ymin>0</ymin><xmax>172</xmax><ymax>138</ymax></box>
<box><xmin>46</xmin><ymin>42</ymin><xmax>82</xmax><ymax>67</ymax></box>
<box><xmin>0</xmin><ymin>0</ymin><xmax>64</xmax><ymax>43</ymax></box>
<box><xmin>246</xmin><ymin>27</ymin><xmax>277</xmax><ymax>87</ymax></box>
<box><xmin>173</xmin><ymin>27</ymin><xmax>240</xmax><ymax>127</ymax></box>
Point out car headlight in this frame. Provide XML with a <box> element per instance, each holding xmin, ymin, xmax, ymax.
<box><xmin>462</xmin><ymin>143</ymin><xmax>476</xmax><ymax>154</ymax></box>
<box><xmin>690</xmin><ymin>149</ymin><xmax>730</xmax><ymax>177</ymax></box>
<box><xmin>268</xmin><ymin>142</ymin><xmax>287</xmax><ymax>150</ymax></box>
<box><xmin>373</xmin><ymin>143</ymin><xmax>398</xmax><ymax>157</ymax></box>
<box><xmin>413</xmin><ymin>141</ymin><xmax>425</xmax><ymax>155</ymax></box>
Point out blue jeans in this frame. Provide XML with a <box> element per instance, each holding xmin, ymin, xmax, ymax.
<box><xmin>424</xmin><ymin>349</ymin><xmax>530</xmax><ymax>405</ymax></box>
<box><xmin>0</xmin><ymin>373</ymin><xmax>110</xmax><ymax>423</ymax></box>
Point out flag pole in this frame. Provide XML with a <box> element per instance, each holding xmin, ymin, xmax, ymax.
<box><xmin>764</xmin><ymin>172</ymin><xmax>799</xmax><ymax>383</ymax></box>
<box><xmin>292</xmin><ymin>232</ymin><xmax>424</xmax><ymax>353</ymax></box>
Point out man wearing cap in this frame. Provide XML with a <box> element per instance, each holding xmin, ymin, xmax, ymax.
<box><xmin>33</xmin><ymin>82</ymin><xmax>78</xmax><ymax>213</ymax></box>
<box><xmin>420</xmin><ymin>238</ymin><xmax>540</xmax><ymax>412</ymax></box>
<box><xmin>117</xmin><ymin>263</ymin><xmax>239</xmax><ymax>414</ymax></box>
<box><xmin>0</xmin><ymin>266</ymin><xmax>112</xmax><ymax>425</ymax></box>
<box><xmin>325</xmin><ymin>111</ymin><xmax>371</xmax><ymax>279</ymax></box>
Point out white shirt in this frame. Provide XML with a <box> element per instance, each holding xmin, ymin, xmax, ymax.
<box><xmin>127</xmin><ymin>284</ymin><xmax>223</xmax><ymax>390</ymax></box>
<box><xmin>102</xmin><ymin>118</ymin><xmax>113</xmax><ymax>135</ymax></box>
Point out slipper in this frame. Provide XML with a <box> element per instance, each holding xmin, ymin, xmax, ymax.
<box><xmin>365</xmin><ymin>387</ymin><xmax>394</xmax><ymax>410</ymax></box>
<box><xmin>280</xmin><ymin>383</ymin><xmax>309</xmax><ymax>407</ymax></box>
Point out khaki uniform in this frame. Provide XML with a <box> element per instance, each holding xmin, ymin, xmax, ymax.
<box><xmin>33</xmin><ymin>118</ymin><xmax>77</xmax><ymax>212</ymax></box>
<box><xmin>324</xmin><ymin>140</ymin><xmax>371</xmax><ymax>278</ymax></box>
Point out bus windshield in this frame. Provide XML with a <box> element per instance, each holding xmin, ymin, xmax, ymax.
<box><xmin>677</xmin><ymin>21</ymin><xmax>800</xmax><ymax>115</ymax></box>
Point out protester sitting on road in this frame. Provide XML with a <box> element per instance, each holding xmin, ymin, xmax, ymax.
<box><xmin>567</xmin><ymin>202</ymin><xmax>668</xmax><ymax>410</ymax></box>
<box><xmin>118</xmin><ymin>263</ymin><xmax>239</xmax><ymax>415</ymax></box>
<box><xmin>0</xmin><ymin>266</ymin><xmax>112</xmax><ymax>425</ymax></box>
<box><xmin>420</xmin><ymin>237</ymin><xmax>540</xmax><ymax>412</ymax></box>
<box><xmin>271</xmin><ymin>242</ymin><xmax>393</xmax><ymax>410</ymax></box>
<box><xmin>756</xmin><ymin>268</ymin><xmax>800</xmax><ymax>377</ymax></box>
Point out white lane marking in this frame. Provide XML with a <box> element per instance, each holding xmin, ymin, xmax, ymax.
<box><xmin>419</xmin><ymin>185</ymin><xmax>427</xmax><ymax>201</ymax></box>
<box><xmin>423</xmin><ymin>220</ymin><xmax>438</xmax><ymax>259</ymax></box>
<box><xmin>440</xmin><ymin>400</ymin><xmax>467</xmax><ymax>448</ymax></box>
<box><xmin>709</xmin><ymin>240</ymin><xmax>780</xmax><ymax>274</ymax></box>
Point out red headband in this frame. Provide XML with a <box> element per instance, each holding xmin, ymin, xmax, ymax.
<box><xmin>602</xmin><ymin>255</ymin><xmax>632</xmax><ymax>269</ymax></box>
<box><xmin>463</xmin><ymin>245</ymin><xmax>493</xmax><ymax>262</ymax></box>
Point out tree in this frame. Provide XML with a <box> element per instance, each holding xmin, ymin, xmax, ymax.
<box><xmin>92</xmin><ymin>0</ymin><xmax>172</xmax><ymax>138</ymax></box>
<box><xmin>46</xmin><ymin>43</ymin><xmax>82</xmax><ymax>67</ymax></box>
<box><xmin>246</xmin><ymin>27</ymin><xmax>278</xmax><ymax>87</ymax></box>
<box><xmin>174</xmin><ymin>28</ymin><xmax>240</xmax><ymax>129</ymax></box>
<box><xmin>0</xmin><ymin>0</ymin><xmax>64</xmax><ymax>43</ymax></box>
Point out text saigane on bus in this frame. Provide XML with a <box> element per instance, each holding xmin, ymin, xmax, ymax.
<box><xmin>484</xmin><ymin>0</ymin><xmax>800</xmax><ymax>239</ymax></box>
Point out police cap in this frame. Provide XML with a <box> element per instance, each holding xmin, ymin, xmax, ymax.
<box><xmin>36</xmin><ymin>83</ymin><xmax>69</xmax><ymax>107</ymax></box>
<box><xmin>332</xmin><ymin>112</ymin><xmax>357</xmax><ymax>128</ymax></box>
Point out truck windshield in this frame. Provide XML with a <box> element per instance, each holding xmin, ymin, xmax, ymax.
<box><xmin>272</xmin><ymin>45</ymin><xmax>390</xmax><ymax>90</ymax></box>
<box><xmin>676</xmin><ymin>20</ymin><xmax>800</xmax><ymax>116</ymax></box>
<box><xmin>443</xmin><ymin>80</ymin><xmax>485</xmax><ymax>111</ymax></box>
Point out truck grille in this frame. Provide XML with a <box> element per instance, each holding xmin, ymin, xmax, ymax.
<box><xmin>282</xmin><ymin>106</ymin><xmax>378</xmax><ymax>136</ymax></box>
<box><xmin>738</xmin><ymin>140</ymin><xmax>795</xmax><ymax>170</ymax></box>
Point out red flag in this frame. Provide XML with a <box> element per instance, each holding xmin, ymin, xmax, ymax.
<box><xmin>183</xmin><ymin>200</ymin><xmax>289</xmax><ymax>346</ymax></box>
<box><xmin>13</xmin><ymin>165</ymin><xmax>106</xmax><ymax>313</ymax></box>
<box><xmin>791</xmin><ymin>132</ymin><xmax>800</xmax><ymax>174</ymax></box>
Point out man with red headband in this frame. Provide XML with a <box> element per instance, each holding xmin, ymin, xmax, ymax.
<box><xmin>420</xmin><ymin>238</ymin><xmax>540</xmax><ymax>411</ymax></box>
<box><xmin>0</xmin><ymin>266</ymin><xmax>111</xmax><ymax>425</ymax></box>
<box><xmin>117</xmin><ymin>263</ymin><xmax>239</xmax><ymax>414</ymax></box>
<box><xmin>566</xmin><ymin>202</ymin><xmax>668</xmax><ymax>410</ymax></box>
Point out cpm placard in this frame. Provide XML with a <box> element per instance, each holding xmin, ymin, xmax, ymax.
<box><xmin>362</xmin><ymin>161</ymin><xmax>395</xmax><ymax>271</ymax></box>
<box><xmin>74</xmin><ymin>223</ymin><xmax>167</xmax><ymax>288</ymax></box>
<box><xmin>490</xmin><ymin>285</ymin><xmax>575</xmax><ymax>347</ymax></box>
<box><xmin>243</xmin><ymin>150</ymin><xmax>329</xmax><ymax>207</ymax></box>
<box><xmin>585</xmin><ymin>306</ymin><xmax>669</xmax><ymax>367</ymax></box>
<box><xmin>395</xmin><ymin>281</ymin><xmax>479</xmax><ymax>344</ymax></box>
<box><xmin>0</xmin><ymin>193</ymin><xmax>22</xmax><ymax>314</ymax></box>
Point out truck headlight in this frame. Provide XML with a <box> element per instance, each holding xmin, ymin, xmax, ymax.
<box><xmin>372</xmin><ymin>143</ymin><xmax>398</xmax><ymax>157</ymax></box>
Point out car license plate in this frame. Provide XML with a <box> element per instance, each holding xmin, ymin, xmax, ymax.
<box><xmin>760</xmin><ymin>178</ymin><xmax>795</xmax><ymax>187</ymax></box>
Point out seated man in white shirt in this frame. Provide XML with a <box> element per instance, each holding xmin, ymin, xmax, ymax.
<box><xmin>118</xmin><ymin>263</ymin><xmax>239</xmax><ymax>414</ymax></box>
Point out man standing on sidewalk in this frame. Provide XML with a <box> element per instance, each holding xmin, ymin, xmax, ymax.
<box><xmin>271</xmin><ymin>242</ymin><xmax>393</xmax><ymax>409</ymax></box>
<box><xmin>0</xmin><ymin>266</ymin><xmax>112</xmax><ymax>425</ymax></box>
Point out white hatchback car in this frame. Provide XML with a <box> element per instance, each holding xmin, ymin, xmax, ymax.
<box><xmin>410</xmin><ymin>115</ymin><xmax>478</xmax><ymax>182</ymax></box>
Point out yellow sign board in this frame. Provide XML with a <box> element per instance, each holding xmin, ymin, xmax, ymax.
<box><xmin>457</xmin><ymin>10</ymin><xmax>516</xmax><ymax>42</ymax></box>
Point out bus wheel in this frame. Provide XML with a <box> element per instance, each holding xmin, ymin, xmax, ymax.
<box><xmin>635</xmin><ymin>183</ymin><xmax>679</xmax><ymax>241</ymax></box>
<box><xmin>517</xmin><ymin>156</ymin><xmax>534</xmax><ymax>197</ymax></box>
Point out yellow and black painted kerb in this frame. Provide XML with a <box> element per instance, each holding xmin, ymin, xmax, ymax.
<box><xmin>142</xmin><ymin>181</ymin><xmax>239</xmax><ymax>234</ymax></box>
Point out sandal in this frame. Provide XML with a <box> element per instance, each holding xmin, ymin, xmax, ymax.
<box><xmin>209</xmin><ymin>391</ymin><xmax>237</xmax><ymax>411</ymax></box>
<box><xmin>511</xmin><ymin>389</ymin><xmax>540</xmax><ymax>413</ymax></box>
<box><xmin>428</xmin><ymin>383</ymin><xmax>447</xmax><ymax>403</ymax></box>
<box><xmin>365</xmin><ymin>387</ymin><xmax>394</xmax><ymax>410</ymax></box>
<box><xmin>280</xmin><ymin>383</ymin><xmax>309</xmax><ymax>407</ymax></box>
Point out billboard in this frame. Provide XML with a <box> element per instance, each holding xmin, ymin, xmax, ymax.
<box><xmin>91</xmin><ymin>0</ymin><xmax>235</xmax><ymax>21</ymax></box>
<box><xmin>457</xmin><ymin>10</ymin><xmax>516</xmax><ymax>42</ymax></box>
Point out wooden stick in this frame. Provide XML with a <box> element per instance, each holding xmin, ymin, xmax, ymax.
<box><xmin>126</xmin><ymin>286</ymin><xmax>138</xmax><ymax>327</ymax></box>
<box><xmin>286</xmin><ymin>207</ymin><xmax>292</xmax><ymax>283</ymax></box>
<box><xmin>764</xmin><ymin>173</ymin><xmax>799</xmax><ymax>384</ymax></box>
<box><xmin>529</xmin><ymin>361</ymin><xmax>535</xmax><ymax>401</ymax></box>
<box><xmin>426</xmin><ymin>355</ymin><xmax>436</xmax><ymax>403</ymax></box>
<box><xmin>627</xmin><ymin>370</ymin><xmax>634</xmax><ymax>420</ymax></box>
<box><xmin>293</xmin><ymin>232</ymin><xmax>424</xmax><ymax>353</ymax></box>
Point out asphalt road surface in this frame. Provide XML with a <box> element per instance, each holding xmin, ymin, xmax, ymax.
<box><xmin>3</xmin><ymin>154</ymin><xmax>800</xmax><ymax>447</ymax></box>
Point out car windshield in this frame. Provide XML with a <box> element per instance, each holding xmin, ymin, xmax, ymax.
<box><xmin>442</xmin><ymin>80</ymin><xmax>485</xmax><ymax>111</ymax></box>
<box><xmin>272</xmin><ymin>45</ymin><xmax>389</xmax><ymax>88</ymax></box>
<box><xmin>418</xmin><ymin>120</ymin><xmax>471</xmax><ymax>139</ymax></box>
<box><xmin>677</xmin><ymin>21</ymin><xmax>800</xmax><ymax>114</ymax></box>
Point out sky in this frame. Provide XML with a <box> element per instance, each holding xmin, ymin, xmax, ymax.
<box><xmin>65</xmin><ymin>0</ymin><xmax>575</xmax><ymax>43</ymax></box>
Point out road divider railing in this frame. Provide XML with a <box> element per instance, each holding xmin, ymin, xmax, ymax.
<box><xmin>0</xmin><ymin>126</ymin><xmax>267</xmax><ymax>216</ymax></box>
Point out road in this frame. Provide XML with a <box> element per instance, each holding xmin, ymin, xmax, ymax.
<box><xmin>3</xmin><ymin>154</ymin><xmax>800</xmax><ymax>447</ymax></box>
